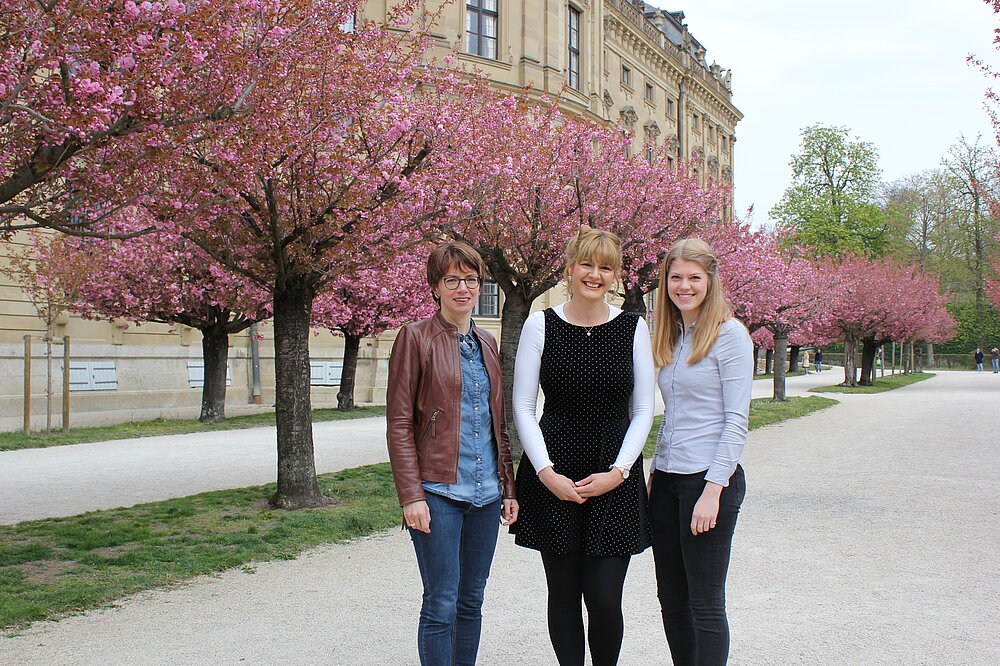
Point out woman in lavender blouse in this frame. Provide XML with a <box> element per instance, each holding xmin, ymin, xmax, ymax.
<box><xmin>648</xmin><ymin>239</ymin><xmax>753</xmax><ymax>665</ymax></box>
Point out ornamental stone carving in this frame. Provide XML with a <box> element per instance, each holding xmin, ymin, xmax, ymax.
<box><xmin>619</xmin><ymin>105</ymin><xmax>639</xmax><ymax>130</ymax></box>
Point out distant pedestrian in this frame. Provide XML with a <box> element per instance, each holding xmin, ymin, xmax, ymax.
<box><xmin>815</xmin><ymin>349</ymin><xmax>823</xmax><ymax>373</ymax></box>
<box><xmin>801</xmin><ymin>349</ymin><xmax>810</xmax><ymax>375</ymax></box>
<box><xmin>991</xmin><ymin>347</ymin><xmax>999</xmax><ymax>374</ymax></box>
<box><xmin>386</xmin><ymin>241</ymin><xmax>518</xmax><ymax>666</ymax></box>
<box><xmin>975</xmin><ymin>348</ymin><xmax>984</xmax><ymax>373</ymax></box>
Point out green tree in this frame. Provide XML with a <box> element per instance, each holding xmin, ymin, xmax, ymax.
<box><xmin>882</xmin><ymin>170</ymin><xmax>956</xmax><ymax>271</ymax></box>
<box><xmin>772</xmin><ymin>124</ymin><xmax>886</xmax><ymax>256</ymax></box>
<box><xmin>942</xmin><ymin>136</ymin><xmax>1000</xmax><ymax>348</ymax></box>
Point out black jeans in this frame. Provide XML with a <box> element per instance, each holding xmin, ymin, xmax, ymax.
<box><xmin>649</xmin><ymin>466</ymin><xmax>745</xmax><ymax>666</ymax></box>
<box><xmin>540</xmin><ymin>551</ymin><xmax>632</xmax><ymax>666</ymax></box>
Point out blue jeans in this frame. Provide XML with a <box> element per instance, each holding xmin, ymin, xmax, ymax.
<box><xmin>409</xmin><ymin>492</ymin><xmax>502</xmax><ymax>665</ymax></box>
<box><xmin>993</xmin><ymin>358</ymin><xmax>999</xmax><ymax>372</ymax></box>
<box><xmin>649</xmin><ymin>466</ymin><xmax>746</xmax><ymax>666</ymax></box>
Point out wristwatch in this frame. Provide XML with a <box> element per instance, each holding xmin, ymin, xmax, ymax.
<box><xmin>610</xmin><ymin>464</ymin><xmax>630</xmax><ymax>480</ymax></box>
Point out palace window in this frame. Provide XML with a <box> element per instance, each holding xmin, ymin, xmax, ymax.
<box><xmin>568</xmin><ymin>7</ymin><xmax>581</xmax><ymax>90</ymax></box>
<box><xmin>666</xmin><ymin>98</ymin><xmax>675</xmax><ymax>116</ymax></box>
<box><xmin>466</xmin><ymin>0</ymin><xmax>498</xmax><ymax>59</ymax></box>
<box><xmin>473</xmin><ymin>281</ymin><xmax>500</xmax><ymax>317</ymax></box>
<box><xmin>621</xmin><ymin>64</ymin><xmax>631</xmax><ymax>87</ymax></box>
<box><xmin>644</xmin><ymin>83</ymin><xmax>654</xmax><ymax>103</ymax></box>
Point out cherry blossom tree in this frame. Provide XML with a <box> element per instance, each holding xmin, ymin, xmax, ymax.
<box><xmin>440</xmin><ymin>101</ymin><xmax>608</xmax><ymax>437</ymax></box>
<box><xmin>315</xmin><ymin>258</ymin><xmax>435</xmax><ymax>411</ymax></box>
<box><xmin>566</xmin><ymin>137</ymin><xmax>727</xmax><ymax>315</ymax></box>
<box><xmin>1</xmin><ymin>0</ymin><xmax>287</xmax><ymax>235</ymax></box>
<box><xmin>439</xmin><ymin>99</ymin><xmax>729</xmax><ymax>446</ymax></box>
<box><xmin>814</xmin><ymin>255</ymin><xmax>954</xmax><ymax>386</ymax></box>
<box><xmin>68</xmin><ymin>1</ymin><xmax>484</xmax><ymax>509</ymax></box>
<box><xmin>33</xmin><ymin>229</ymin><xmax>270</xmax><ymax>421</ymax></box>
<box><xmin>710</xmin><ymin>227</ymin><xmax>829</xmax><ymax>399</ymax></box>
<box><xmin>3</xmin><ymin>232</ymin><xmax>91</xmax><ymax>432</ymax></box>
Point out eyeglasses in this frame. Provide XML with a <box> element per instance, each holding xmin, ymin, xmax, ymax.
<box><xmin>442</xmin><ymin>276</ymin><xmax>481</xmax><ymax>290</ymax></box>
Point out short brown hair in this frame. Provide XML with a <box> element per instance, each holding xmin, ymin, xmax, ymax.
<box><xmin>426</xmin><ymin>241</ymin><xmax>486</xmax><ymax>289</ymax></box>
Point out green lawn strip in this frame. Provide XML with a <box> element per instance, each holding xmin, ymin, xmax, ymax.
<box><xmin>809</xmin><ymin>372</ymin><xmax>934</xmax><ymax>394</ymax></box>
<box><xmin>0</xmin><ymin>406</ymin><xmax>387</xmax><ymax>452</ymax></box>
<box><xmin>642</xmin><ymin>395</ymin><xmax>839</xmax><ymax>458</ymax></box>
<box><xmin>0</xmin><ymin>464</ymin><xmax>399</xmax><ymax>631</ymax></box>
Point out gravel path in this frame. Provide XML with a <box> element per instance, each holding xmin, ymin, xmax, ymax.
<box><xmin>1</xmin><ymin>369</ymin><xmax>997</xmax><ymax>664</ymax></box>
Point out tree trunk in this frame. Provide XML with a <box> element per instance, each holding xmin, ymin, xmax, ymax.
<box><xmin>270</xmin><ymin>275</ymin><xmax>326</xmax><ymax>509</ymax></box>
<box><xmin>199</xmin><ymin>327</ymin><xmax>230</xmax><ymax>422</ymax></box>
<box><xmin>764</xmin><ymin>349</ymin><xmax>773</xmax><ymax>375</ymax></box>
<box><xmin>859</xmin><ymin>337</ymin><xmax>877</xmax><ymax>386</ymax></box>
<box><xmin>788</xmin><ymin>345</ymin><xmax>800</xmax><ymax>373</ymax></box>
<box><xmin>498</xmin><ymin>291</ymin><xmax>532</xmax><ymax>458</ymax></box>
<box><xmin>752</xmin><ymin>346</ymin><xmax>760</xmax><ymax>375</ymax></box>
<box><xmin>772</xmin><ymin>331</ymin><xmax>789</xmax><ymax>401</ymax></box>
<box><xmin>337</xmin><ymin>332</ymin><xmax>361</xmax><ymax>412</ymax></box>
<box><xmin>620</xmin><ymin>284</ymin><xmax>647</xmax><ymax>316</ymax></box>
<box><xmin>842</xmin><ymin>335</ymin><xmax>860</xmax><ymax>386</ymax></box>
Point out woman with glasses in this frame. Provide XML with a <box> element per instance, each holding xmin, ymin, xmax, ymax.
<box><xmin>511</xmin><ymin>226</ymin><xmax>655</xmax><ymax>665</ymax></box>
<box><xmin>387</xmin><ymin>241</ymin><xmax>518</xmax><ymax>666</ymax></box>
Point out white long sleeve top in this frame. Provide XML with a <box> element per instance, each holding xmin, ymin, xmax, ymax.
<box><xmin>512</xmin><ymin>303</ymin><xmax>656</xmax><ymax>474</ymax></box>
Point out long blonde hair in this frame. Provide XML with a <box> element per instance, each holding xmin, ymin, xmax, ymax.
<box><xmin>564</xmin><ymin>226</ymin><xmax>622</xmax><ymax>297</ymax></box>
<box><xmin>651</xmin><ymin>238</ymin><xmax>731</xmax><ymax>366</ymax></box>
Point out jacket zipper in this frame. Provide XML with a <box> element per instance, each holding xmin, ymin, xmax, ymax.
<box><xmin>418</xmin><ymin>409</ymin><xmax>440</xmax><ymax>449</ymax></box>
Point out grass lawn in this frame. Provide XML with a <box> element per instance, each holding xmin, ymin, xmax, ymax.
<box><xmin>0</xmin><ymin>406</ymin><xmax>387</xmax><ymax>452</ymax></box>
<box><xmin>809</xmin><ymin>372</ymin><xmax>934</xmax><ymax>394</ymax></box>
<box><xmin>642</xmin><ymin>395</ymin><xmax>839</xmax><ymax>458</ymax></box>
<box><xmin>2</xmin><ymin>396</ymin><xmax>837</xmax><ymax>632</ymax></box>
<box><xmin>0</xmin><ymin>464</ymin><xmax>399</xmax><ymax>632</ymax></box>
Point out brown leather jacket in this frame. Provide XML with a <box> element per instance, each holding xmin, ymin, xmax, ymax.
<box><xmin>386</xmin><ymin>312</ymin><xmax>516</xmax><ymax>506</ymax></box>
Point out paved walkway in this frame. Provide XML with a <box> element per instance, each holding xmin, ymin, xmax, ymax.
<box><xmin>1</xmin><ymin>370</ymin><xmax>998</xmax><ymax>664</ymax></box>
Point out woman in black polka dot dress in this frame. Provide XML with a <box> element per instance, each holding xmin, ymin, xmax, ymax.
<box><xmin>510</xmin><ymin>227</ymin><xmax>655</xmax><ymax>666</ymax></box>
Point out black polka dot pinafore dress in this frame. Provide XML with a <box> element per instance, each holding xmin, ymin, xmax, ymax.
<box><xmin>511</xmin><ymin>308</ymin><xmax>652</xmax><ymax>557</ymax></box>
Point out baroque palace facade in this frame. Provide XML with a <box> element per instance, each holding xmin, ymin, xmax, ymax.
<box><xmin>0</xmin><ymin>1</ymin><xmax>740</xmax><ymax>430</ymax></box>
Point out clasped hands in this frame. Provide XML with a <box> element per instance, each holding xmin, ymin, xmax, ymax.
<box><xmin>538</xmin><ymin>465</ymin><xmax>624</xmax><ymax>503</ymax></box>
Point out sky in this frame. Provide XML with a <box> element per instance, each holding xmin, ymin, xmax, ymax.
<box><xmin>672</xmin><ymin>0</ymin><xmax>1000</xmax><ymax>227</ymax></box>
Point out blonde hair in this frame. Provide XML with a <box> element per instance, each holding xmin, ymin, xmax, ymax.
<box><xmin>564</xmin><ymin>226</ymin><xmax>622</xmax><ymax>297</ymax></box>
<box><xmin>651</xmin><ymin>238</ymin><xmax>732</xmax><ymax>366</ymax></box>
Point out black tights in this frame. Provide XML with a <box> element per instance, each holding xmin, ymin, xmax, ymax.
<box><xmin>540</xmin><ymin>551</ymin><xmax>632</xmax><ymax>666</ymax></box>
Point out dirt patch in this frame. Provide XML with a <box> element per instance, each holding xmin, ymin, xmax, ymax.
<box><xmin>19</xmin><ymin>559</ymin><xmax>78</xmax><ymax>584</ymax></box>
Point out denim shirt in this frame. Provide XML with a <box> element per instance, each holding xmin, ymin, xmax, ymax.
<box><xmin>422</xmin><ymin>322</ymin><xmax>502</xmax><ymax>506</ymax></box>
